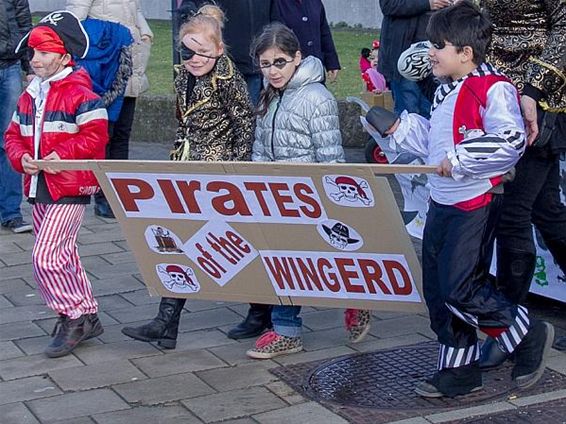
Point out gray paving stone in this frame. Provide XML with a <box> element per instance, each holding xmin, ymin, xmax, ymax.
<box><xmin>0</xmin><ymin>402</ymin><xmax>40</xmax><ymax>424</ymax></box>
<box><xmin>0</xmin><ymin>304</ymin><xmax>52</xmax><ymax>324</ymax></box>
<box><xmin>301</xmin><ymin>309</ymin><xmax>345</xmax><ymax>331</ymax></box>
<box><xmin>103</xmin><ymin>251</ymin><xmax>138</xmax><ymax>265</ymax></box>
<box><xmin>509</xmin><ymin>388</ymin><xmax>566</xmax><ymax>407</ymax></box>
<box><xmin>89</xmin><ymin>262</ymin><xmax>141</xmax><ymax>280</ymax></box>
<box><xmin>217</xmin><ymin>419</ymin><xmax>257</xmax><ymax>424</ymax></box>
<box><xmin>119</xmin><ymin>289</ymin><xmax>161</xmax><ymax>306</ymax></box>
<box><xmin>425</xmin><ymin>401</ymin><xmax>515</xmax><ymax>423</ymax></box>
<box><xmin>78</xmin><ymin>241</ymin><xmax>125</xmax><ymax>257</ymax></box>
<box><xmin>93</xmin><ymin>405</ymin><xmax>202</xmax><ymax>424</ymax></box>
<box><xmin>72</xmin><ymin>340</ymin><xmax>161</xmax><ymax>365</ymax></box>
<box><xmin>96</xmin><ymin>294</ymin><xmax>135</xmax><ymax>311</ymax></box>
<box><xmin>113</xmin><ymin>372</ymin><xmax>215</xmax><ymax>405</ymax></box>
<box><xmin>0</xmin><ymin>352</ymin><xmax>83</xmax><ymax>380</ymax></box>
<box><xmin>0</xmin><ymin>341</ymin><xmax>23</xmax><ymax>360</ymax></box>
<box><xmin>47</xmin><ymin>417</ymin><xmax>95</xmax><ymax>424</ymax></box>
<box><xmin>3</xmin><ymin>290</ymin><xmax>44</xmax><ymax>306</ymax></box>
<box><xmin>92</xmin><ymin>275</ymin><xmax>145</xmax><ymax>296</ymax></box>
<box><xmin>14</xmin><ymin>335</ymin><xmax>56</xmax><ymax>355</ymax></box>
<box><xmin>181</xmin><ymin>386</ymin><xmax>287</xmax><ymax>423</ymax></box>
<box><xmin>207</xmin><ymin>339</ymin><xmax>261</xmax><ymax>366</ymax></box>
<box><xmin>48</xmin><ymin>360</ymin><xmax>147</xmax><ymax>391</ymax></box>
<box><xmin>97</xmin><ymin>323</ymin><xmax>136</xmax><ymax>344</ymax></box>
<box><xmin>253</xmin><ymin>401</ymin><xmax>348</xmax><ymax>424</ymax></box>
<box><xmin>78</xmin><ymin>230</ymin><xmax>127</xmax><ymax>244</ymax></box>
<box><xmin>197</xmin><ymin>362</ymin><xmax>278</xmax><ymax>391</ymax></box>
<box><xmin>0</xmin><ymin>320</ymin><xmax>45</xmax><ymax>342</ymax></box>
<box><xmin>0</xmin><ymin>263</ymin><xmax>35</xmax><ymax>282</ymax></box>
<box><xmin>28</xmin><ymin>389</ymin><xmax>130</xmax><ymax>422</ymax></box>
<box><xmin>273</xmin><ymin>346</ymin><xmax>356</xmax><ymax>366</ymax></box>
<box><xmin>0</xmin><ymin>239</ymin><xmax>26</xmax><ymax>254</ymax></box>
<box><xmin>302</xmin><ymin>327</ymin><xmax>364</xmax><ymax>351</ymax></box>
<box><xmin>353</xmin><ymin>333</ymin><xmax>433</xmax><ymax>353</ymax></box>
<box><xmin>547</xmin><ymin>352</ymin><xmax>566</xmax><ymax>375</ymax></box>
<box><xmin>184</xmin><ymin>299</ymin><xmax>239</xmax><ymax>313</ymax></box>
<box><xmin>162</xmin><ymin>329</ymin><xmax>236</xmax><ymax>353</ymax></box>
<box><xmin>368</xmin><ymin>314</ymin><xmax>433</xmax><ymax>338</ymax></box>
<box><xmin>0</xmin><ymin>294</ymin><xmax>13</xmax><ymax>308</ymax></box>
<box><xmin>178</xmin><ymin>308</ymin><xmax>242</xmax><ymax>332</ymax></box>
<box><xmin>0</xmin><ymin>250</ymin><xmax>33</xmax><ymax>266</ymax></box>
<box><xmin>0</xmin><ymin>278</ymin><xmax>33</xmax><ymax>295</ymax></box>
<box><xmin>0</xmin><ymin>375</ymin><xmax>62</xmax><ymax>405</ymax></box>
<box><xmin>264</xmin><ymin>381</ymin><xmax>305</xmax><ymax>406</ymax></box>
<box><xmin>132</xmin><ymin>349</ymin><xmax>227</xmax><ymax>378</ymax></box>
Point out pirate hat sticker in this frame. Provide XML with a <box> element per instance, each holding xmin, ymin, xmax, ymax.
<box><xmin>317</xmin><ymin>219</ymin><xmax>364</xmax><ymax>251</ymax></box>
<box><xmin>156</xmin><ymin>263</ymin><xmax>200</xmax><ymax>293</ymax></box>
<box><xmin>323</xmin><ymin>175</ymin><xmax>374</xmax><ymax>208</ymax></box>
<box><xmin>145</xmin><ymin>225</ymin><xmax>184</xmax><ymax>254</ymax></box>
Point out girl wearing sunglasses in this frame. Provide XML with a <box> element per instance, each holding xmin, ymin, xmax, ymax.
<box><xmin>121</xmin><ymin>4</ymin><xmax>255</xmax><ymax>349</ymax></box>
<box><xmin>245</xmin><ymin>23</ymin><xmax>371</xmax><ymax>359</ymax></box>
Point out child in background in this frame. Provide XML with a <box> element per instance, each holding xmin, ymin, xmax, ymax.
<box><xmin>368</xmin><ymin>1</ymin><xmax>553</xmax><ymax>397</ymax></box>
<box><xmin>360</xmin><ymin>46</ymin><xmax>387</xmax><ymax>93</ymax></box>
<box><xmin>245</xmin><ymin>23</ymin><xmax>370</xmax><ymax>358</ymax></box>
<box><xmin>121</xmin><ymin>4</ymin><xmax>255</xmax><ymax>349</ymax></box>
<box><xmin>5</xmin><ymin>11</ymin><xmax>108</xmax><ymax>358</ymax></box>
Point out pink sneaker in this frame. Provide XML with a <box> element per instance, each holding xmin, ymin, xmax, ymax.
<box><xmin>246</xmin><ymin>330</ymin><xmax>303</xmax><ymax>359</ymax></box>
<box><xmin>345</xmin><ymin>309</ymin><xmax>371</xmax><ymax>343</ymax></box>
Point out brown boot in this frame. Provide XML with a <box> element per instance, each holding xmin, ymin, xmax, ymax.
<box><xmin>45</xmin><ymin>313</ymin><xmax>104</xmax><ymax>358</ymax></box>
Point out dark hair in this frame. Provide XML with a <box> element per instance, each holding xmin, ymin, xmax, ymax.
<box><xmin>426</xmin><ymin>0</ymin><xmax>493</xmax><ymax>65</ymax></box>
<box><xmin>361</xmin><ymin>48</ymin><xmax>371</xmax><ymax>59</ymax></box>
<box><xmin>250</xmin><ymin>22</ymin><xmax>301</xmax><ymax>116</ymax></box>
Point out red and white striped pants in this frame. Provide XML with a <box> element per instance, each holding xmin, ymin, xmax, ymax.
<box><xmin>32</xmin><ymin>203</ymin><xmax>98</xmax><ymax>318</ymax></box>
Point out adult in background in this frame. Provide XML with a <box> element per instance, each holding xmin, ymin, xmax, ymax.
<box><xmin>274</xmin><ymin>0</ymin><xmax>340</xmax><ymax>82</ymax></box>
<box><xmin>479</xmin><ymin>0</ymin><xmax>566</xmax><ymax>365</ymax></box>
<box><xmin>378</xmin><ymin>0</ymin><xmax>451</xmax><ymax>117</ymax></box>
<box><xmin>66</xmin><ymin>0</ymin><xmax>153</xmax><ymax>218</ymax></box>
<box><xmin>0</xmin><ymin>0</ymin><xmax>33</xmax><ymax>233</ymax></box>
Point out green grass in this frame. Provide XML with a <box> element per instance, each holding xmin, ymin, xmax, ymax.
<box><xmin>146</xmin><ymin>19</ymin><xmax>378</xmax><ymax>99</ymax></box>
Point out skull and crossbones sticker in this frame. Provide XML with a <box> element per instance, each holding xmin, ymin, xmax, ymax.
<box><xmin>323</xmin><ymin>175</ymin><xmax>374</xmax><ymax>207</ymax></box>
<box><xmin>156</xmin><ymin>263</ymin><xmax>200</xmax><ymax>293</ymax></box>
<box><xmin>317</xmin><ymin>219</ymin><xmax>363</xmax><ymax>251</ymax></box>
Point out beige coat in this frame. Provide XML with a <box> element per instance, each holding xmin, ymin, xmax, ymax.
<box><xmin>66</xmin><ymin>0</ymin><xmax>153</xmax><ymax>97</ymax></box>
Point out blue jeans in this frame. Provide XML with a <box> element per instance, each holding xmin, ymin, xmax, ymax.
<box><xmin>272</xmin><ymin>305</ymin><xmax>302</xmax><ymax>337</ymax></box>
<box><xmin>390</xmin><ymin>78</ymin><xmax>431</xmax><ymax>118</ymax></box>
<box><xmin>0</xmin><ymin>64</ymin><xmax>24</xmax><ymax>224</ymax></box>
<box><xmin>244</xmin><ymin>74</ymin><xmax>262</xmax><ymax>107</ymax></box>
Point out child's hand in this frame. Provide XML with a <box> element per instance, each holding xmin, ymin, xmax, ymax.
<box><xmin>21</xmin><ymin>153</ymin><xmax>39</xmax><ymax>175</ymax></box>
<box><xmin>327</xmin><ymin>69</ymin><xmax>339</xmax><ymax>83</ymax></box>
<box><xmin>43</xmin><ymin>151</ymin><xmax>62</xmax><ymax>175</ymax></box>
<box><xmin>436</xmin><ymin>156</ymin><xmax>453</xmax><ymax>177</ymax></box>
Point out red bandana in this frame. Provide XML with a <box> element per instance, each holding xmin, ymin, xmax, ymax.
<box><xmin>28</xmin><ymin>26</ymin><xmax>68</xmax><ymax>55</ymax></box>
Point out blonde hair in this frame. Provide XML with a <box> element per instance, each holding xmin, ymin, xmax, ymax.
<box><xmin>178</xmin><ymin>5</ymin><xmax>225</xmax><ymax>48</ymax></box>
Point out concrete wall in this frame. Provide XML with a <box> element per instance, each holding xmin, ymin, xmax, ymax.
<box><xmin>30</xmin><ymin>0</ymin><xmax>382</xmax><ymax>29</ymax></box>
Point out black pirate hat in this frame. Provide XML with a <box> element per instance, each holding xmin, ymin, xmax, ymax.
<box><xmin>322</xmin><ymin>223</ymin><xmax>359</xmax><ymax>244</ymax></box>
<box><xmin>16</xmin><ymin>10</ymin><xmax>89</xmax><ymax>59</ymax></box>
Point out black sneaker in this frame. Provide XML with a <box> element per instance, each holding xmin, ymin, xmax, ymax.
<box><xmin>1</xmin><ymin>217</ymin><xmax>32</xmax><ymax>234</ymax></box>
<box><xmin>415</xmin><ymin>363</ymin><xmax>483</xmax><ymax>398</ymax></box>
<box><xmin>45</xmin><ymin>313</ymin><xmax>104</xmax><ymax>358</ymax></box>
<box><xmin>512</xmin><ymin>320</ymin><xmax>554</xmax><ymax>389</ymax></box>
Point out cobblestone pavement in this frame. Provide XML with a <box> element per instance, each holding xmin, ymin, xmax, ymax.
<box><xmin>0</xmin><ymin>143</ymin><xmax>564</xmax><ymax>424</ymax></box>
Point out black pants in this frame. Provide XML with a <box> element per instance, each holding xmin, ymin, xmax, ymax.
<box><xmin>497</xmin><ymin>148</ymin><xmax>566</xmax><ymax>257</ymax></box>
<box><xmin>107</xmin><ymin>96</ymin><xmax>136</xmax><ymax>160</ymax></box>
<box><xmin>423</xmin><ymin>198</ymin><xmax>526</xmax><ymax>369</ymax></box>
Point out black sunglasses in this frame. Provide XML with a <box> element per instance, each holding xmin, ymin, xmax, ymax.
<box><xmin>179</xmin><ymin>45</ymin><xmax>218</xmax><ymax>61</ymax></box>
<box><xmin>258</xmin><ymin>57</ymin><xmax>295</xmax><ymax>70</ymax></box>
<box><xmin>430</xmin><ymin>41</ymin><xmax>457</xmax><ymax>50</ymax></box>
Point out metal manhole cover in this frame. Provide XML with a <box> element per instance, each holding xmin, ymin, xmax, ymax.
<box><xmin>271</xmin><ymin>341</ymin><xmax>566</xmax><ymax>421</ymax></box>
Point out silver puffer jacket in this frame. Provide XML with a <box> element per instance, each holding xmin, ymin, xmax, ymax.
<box><xmin>252</xmin><ymin>56</ymin><xmax>345</xmax><ymax>163</ymax></box>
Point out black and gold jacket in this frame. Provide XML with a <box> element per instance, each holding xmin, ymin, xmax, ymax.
<box><xmin>172</xmin><ymin>54</ymin><xmax>254</xmax><ymax>162</ymax></box>
<box><xmin>481</xmin><ymin>0</ymin><xmax>565</xmax><ymax>113</ymax></box>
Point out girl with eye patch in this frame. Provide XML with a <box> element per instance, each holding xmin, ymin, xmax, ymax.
<box><xmin>121</xmin><ymin>4</ymin><xmax>254</xmax><ymax>349</ymax></box>
<box><xmin>244</xmin><ymin>23</ymin><xmax>371</xmax><ymax>359</ymax></box>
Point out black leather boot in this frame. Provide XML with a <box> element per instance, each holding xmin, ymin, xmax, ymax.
<box><xmin>544</xmin><ymin>238</ymin><xmax>566</xmax><ymax>275</ymax></box>
<box><xmin>121</xmin><ymin>297</ymin><xmax>186</xmax><ymax>349</ymax></box>
<box><xmin>480</xmin><ymin>337</ymin><xmax>509</xmax><ymax>370</ymax></box>
<box><xmin>227</xmin><ymin>303</ymin><xmax>273</xmax><ymax>340</ymax></box>
<box><xmin>496</xmin><ymin>247</ymin><xmax>536</xmax><ymax>304</ymax></box>
<box><xmin>45</xmin><ymin>313</ymin><xmax>104</xmax><ymax>358</ymax></box>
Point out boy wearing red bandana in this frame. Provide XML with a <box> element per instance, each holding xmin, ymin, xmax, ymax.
<box><xmin>5</xmin><ymin>11</ymin><xmax>109</xmax><ymax>358</ymax></box>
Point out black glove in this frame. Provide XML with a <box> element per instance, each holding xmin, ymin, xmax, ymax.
<box><xmin>365</xmin><ymin>106</ymin><xmax>399</xmax><ymax>137</ymax></box>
